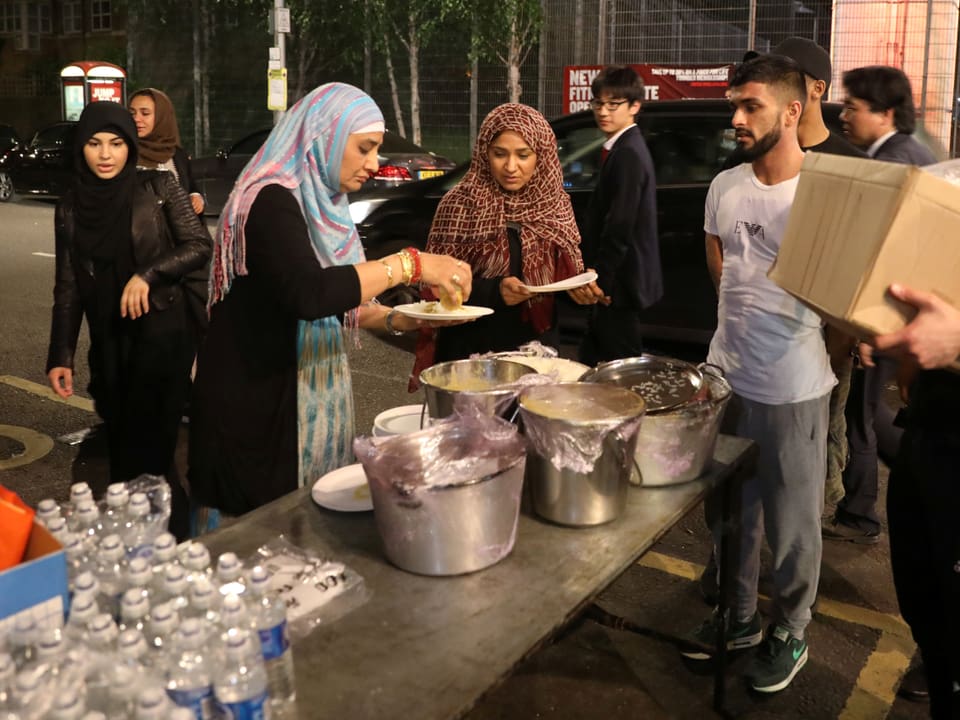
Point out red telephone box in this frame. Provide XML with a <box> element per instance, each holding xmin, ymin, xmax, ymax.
<box><xmin>60</xmin><ymin>61</ymin><xmax>127</xmax><ymax>121</ymax></box>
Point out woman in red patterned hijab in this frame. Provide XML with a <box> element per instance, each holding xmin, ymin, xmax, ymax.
<box><xmin>412</xmin><ymin>103</ymin><xmax>592</xmax><ymax>382</ymax></box>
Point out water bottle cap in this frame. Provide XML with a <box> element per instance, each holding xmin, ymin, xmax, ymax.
<box><xmin>75</xmin><ymin>499</ymin><xmax>99</xmax><ymax>519</ymax></box>
<box><xmin>136</xmin><ymin>686</ymin><xmax>168</xmax><ymax>713</ymax></box>
<box><xmin>63</xmin><ymin>532</ymin><xmax>84</xmax><ymax>556</ymax></box>
<box><xmin>223</xmin><ymin>627</ymin><xmax>255</xmax><ymax>658</ymax></box>
<box><xmin>176</xmin><ymin>618</ymin><xmax>205</xmax><ymax>647</ymax></box>
<box><xmin>106</xmin><ymin>484</ymin><xmax>130</xmax><ymax>507</ymax></box>
<box><xmin>36</xmin><ymin>631</ymin><xmax>65</xmax><ymax>658</ymax></box>
<box><xmin>150</xmin><ymin>600</ymin><xmax>176</xmax><ymax>623</ymax></box>
<box><xmin>12</xmin><ymin>613</ymin><xmax>37</xmax><ymax>635</ymax></box>
<box><xmin>99</xmin><ymin>533</ymin><xmax>125</xmax><ymax>558</ymax></box>
<box><xmin>51</xmin><ymin>685</ymin><xmax>83</xmax><ymax>711</ymax></box>
<box><xmin>69</xmin><ymin>593</ymin><xmax>98</xmax><ymax>620</ymax></box>
<box><xmin>164</xmin><ymin>561</ymin><xmax>187</xmax><ymax>582</ymax></box>
<box><xmin>248</xmin><ymin>565</ymin><xmax>270</xmax><ymax>588</ymax></box>
<box><xmin>118</xmin><ymin>628</ymin><xmax>147</xmax><ymax>656</ymax></box>
<box><xmin>89</xmin><ymin>613</ymin><xmax>118</xmax><ymax>641</ymax></box>
<box><xmin>0</xmin><ymin>652</ymin><xmax>14</xmax><ymax>678</ymax></box>
<box><xmin>74</xmin><ymin>571</ymin><xmax>99</xmax><ymax>594</ymax></box>
<box><xmin>152</xmin><ymin>532</ymin><xmax>177</xmax><ymax>559</ymax></box>
<box><xmin>37</xmin><ymin>498</ymin><xmax>60</xmax><ymax>517</ymax></box>
<box><xmin>69</xmin><ymin>482</ymin><xmax>93</xmax><ymax>503</ymax></box>
<box><xmin>128</xmin><ymin>492</ymin><xmax>150</xmax><ymax>517</ymax></box>
<box><xmin>14</xmin><ymin>666</ymin><xmax>44</xmax><ymax>692</ymax></box>
<box><xmin>121</xmin><ymin>588</ymin><xmax>149</xmax><ymax>616</ymax></box>
<box><xmin>190</xmin><ymin>577</ymin><xmax>215</xmax><ymax>607</ymax></box>
<box><xmin>46</xmin><ymin>516</ymin><xmax>68</xmax><ymax>534</ymax></box>
<box><xmin>216</xmin><ymin>552</ymin><xmax>242</xmax><ymax>576</ymax></box>
<box><xmin>184</xmin><ymin>542</ymin><xmax>211</xmax><ymax>570</ymax></box>
<box><xmin>128</xmin><ymin>557</ymin><xmax>152</xmax><ymax>584</ymax></box>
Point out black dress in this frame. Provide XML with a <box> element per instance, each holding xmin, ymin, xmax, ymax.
<box><xmin>189</xmin><ymin>185</ymin><xmax>360</xmax><ymax>516</ymax></box>
<box><xmin>433</xmin><ymin>224</ymin><xmax>559</xmax><ymax>363</ymax></box>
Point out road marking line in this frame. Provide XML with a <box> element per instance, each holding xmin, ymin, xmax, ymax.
<box><xmin>839</xmin><ymin>631</ymin><xmax>913</xmax><ymax>720</ymax></box>
<box><xmin>0</xmin><ymin>375</ymin><xmax>95</xmax><ymax>412</ymax></box>
<box><xmin>32</xmin><ymin>252</ymin><xmax>55</xmax><ymax>258</ymax></box>
<box><xmin>637</xmin><ymin>551</ymin><xmax>911</xmax><ymax>635</ymax></box>
<box><xmin>0</xmin><ymin>424</ymin><xmax>54</xmax><ymax>469</ymax></box>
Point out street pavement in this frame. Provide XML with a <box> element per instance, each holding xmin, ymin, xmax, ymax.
<box><xmin>0</xmin><ymin>197</ymin><xmax>930</xmax><ymax>719</ymax></box>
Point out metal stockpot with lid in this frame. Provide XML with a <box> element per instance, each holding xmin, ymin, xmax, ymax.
<box><xmin>518</xmin><ymin>383</ymin><xmax>646</xmax><ymax>526</ymax></box>
<box><xmin>580</xmin><ymin>356</ymin><xmax>732</xmax><ymax>486</ymax></box>
<box><xmin>419</xmin><ymin>358</ymin><xmax>538</xmax><ymax>421</ymax></box>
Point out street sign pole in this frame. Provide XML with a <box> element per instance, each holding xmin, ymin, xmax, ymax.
<box><xmin>268</xmin><ymin>0</ymin><xmax>290</xmax><ymax>124</ymax></box>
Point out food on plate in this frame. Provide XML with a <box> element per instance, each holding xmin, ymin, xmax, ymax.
<box><xmin>439</xmin><ymin>285</ymin><xmax>463</xmax><ymax>311</ymax></box>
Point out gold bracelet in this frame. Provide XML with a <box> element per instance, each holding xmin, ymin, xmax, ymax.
<box><xmin>380</xmin><ymin>258</ymin><xmax>395</xmax><ymax>287</ymax></box>
<box><xmin>397</xmin><ymin>250</ymin><xmax>414</xmax><ymax>285</ymax></box>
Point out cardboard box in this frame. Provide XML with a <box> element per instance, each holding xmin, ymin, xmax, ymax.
<box><xmin>769</xmin><ymin>153</ymin><xmax>960</xmax><ymax>338</ymax></box>
<box><xmin>0</xmin><ymin>522</ymin><xmax>68</xmax><ymax>637</ymax></box>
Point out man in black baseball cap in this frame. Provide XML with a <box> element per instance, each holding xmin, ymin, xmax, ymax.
<box><xmin>744</xmin><ymin>37</ymin><xmax>832</xmax><ymax>92</ymax></box>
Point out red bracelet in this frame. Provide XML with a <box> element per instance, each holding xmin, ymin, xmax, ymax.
<box><xmin>405</xmin><ymin>246</ymin><xmax>422</xmax><ymax>284</ymax></box>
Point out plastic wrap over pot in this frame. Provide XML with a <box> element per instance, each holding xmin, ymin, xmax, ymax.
<box><xmin>517</xmin><ymin>383</ymin><xmax>646</xmax><ymax>474</ymax></box>
<box><xmin>353</xmin><ymin>412</ymin><xmax>527</xmax><ymax>576</ymax></box>
<box><xmin>418</xmin><ymin>358</ymin><xmax>542</xmax><ymax>421</ymax></box>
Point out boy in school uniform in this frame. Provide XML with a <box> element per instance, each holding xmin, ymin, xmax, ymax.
<box><xmin>572</xmin><ymin>65</ymin><xmax>662</xmax><ymax>366</ymax></box>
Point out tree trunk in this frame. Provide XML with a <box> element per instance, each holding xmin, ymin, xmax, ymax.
<box><xmin>126</xmin><ymin>0</ymin><xmax>137</xmax><ymax>82</ymax></box>
<box><xmin>192</xmin><ymin>0</ymin><xmax>202</xmax><ymax>157</ymax></box>
<box><xmin>384</xmin><ymin>36</ymin><xmax>406</xmax><ymax>137</ymax></box>
<box><xmin>507</xmin><ymin>15</ymin><xmax>522</xmax><ymax>102</ymax></box>
<box><xmin>408</xmin><ymin>12</ymin><xmax>421</xmax><ymax>146</ymax></box>
<box><xmin>200</xmin><ymin>0</ymin><xmax>210</xmax><ymax>154</ymax></box>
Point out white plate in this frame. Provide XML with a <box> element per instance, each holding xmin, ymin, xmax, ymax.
<box><xmin>373</xmin><ymin>404</ymin><xmax>425</xmax><ymax>437</ymax></box>
<box><xmin>311</xmin><ymin>464</ymin><xmax>373</xmax><ymax>512</ymax></box>
<box><xmin>499</xmin><ymin>355</ymin><xmax>592</xmax><ymax>382</ymax></box>
<box><xmin>394</xmin><ymin>302</ymin><xmax>494</xmax><ymax>321</ymax></box>
<box><xmin>523</xmin><ymin>271</ymin><xmax>598</xmax><ymax>293</ymax></box>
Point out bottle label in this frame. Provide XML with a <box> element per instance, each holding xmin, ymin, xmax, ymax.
<box><xmin>258</xmin><ymin>620</ymin><xmax>290</xmax><ymax>661</ymax></box>
<box><xmin>168</xmin><ymin>686</ymin><xmax>215</xmax><ymax>718</ymax></box>
<box><xmin>217</xmin><ymin>690</ymin><xmax>269</xmax><ymax>720</ymax></box>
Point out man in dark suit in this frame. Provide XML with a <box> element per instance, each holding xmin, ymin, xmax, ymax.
<box><xmin>574</xmin><ymin>65</ymin><xmax>662</xmax><ymax>366</ymax></box>
<box><xmin>823</xmin><ymin>65</ymin><xmax>938</xmax><ymax>546</ymax></box>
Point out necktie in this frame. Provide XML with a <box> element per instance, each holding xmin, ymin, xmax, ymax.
<box><xmin>600</xmin><ymin>147</ymin><xmax>610</xmax><ymax>166</ymax></box>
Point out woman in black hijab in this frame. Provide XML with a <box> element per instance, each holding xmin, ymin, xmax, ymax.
<box><xmin>46</xmin><ymin>101</ymin><xmax>211</xmax><ymax>538</ymax></box>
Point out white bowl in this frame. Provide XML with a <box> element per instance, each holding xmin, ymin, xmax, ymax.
<box><xmin>373</xmin><ymin>404</ymin><xmax>426</xmax><ymax>437</ymax></box>
<box><xmin>499</xmin><ymin>355</ymin><xmax>591</xmax><ymax>382</ymax></box>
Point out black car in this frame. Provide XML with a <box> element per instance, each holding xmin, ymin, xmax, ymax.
<box><xmin>350</xmin><ymin>100</ymin><xmax>850</xmax><ymax>349</ymax></box>
<box><xmin>0</xmin><ymin>122</ymin><xmax>77</xmax><ymax>202</ymax></box>
<box><xmin>193</xmin><ymin>128</ymin><xmax>457</xmax><ymax>215</ymax></box>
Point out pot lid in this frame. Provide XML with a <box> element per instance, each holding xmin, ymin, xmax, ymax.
<box><xmin>518</xmin><ymin>382</ymin><xmax>646</xmax><ymax>424</ymax></box>
<box><xmin>581</xmin><ymin>355</ymin><xmax>703</xmax><ymax>413</ymax></box>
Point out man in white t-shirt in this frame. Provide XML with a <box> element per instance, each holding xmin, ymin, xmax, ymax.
<box><xmin>681</xmin><ymin>54</ymin><xmax>835</xmax><ymax>694</ymax></box>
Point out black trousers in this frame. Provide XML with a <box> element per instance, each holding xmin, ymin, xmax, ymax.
<box><xmin>888</xmin><ymin>389</ymin><xmax>960</xmax><ymax>719</ymax></box>
<box><xmin>578</xmin><ymin>304</ymin><xmax>644</xmax><ymax>367</ymax></box>
<box><xmin>837</xmin><ymin>356</ymin><xmax>902</xmax><ymax>532</ymax></box>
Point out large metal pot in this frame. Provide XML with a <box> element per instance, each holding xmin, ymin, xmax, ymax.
<box><xmin>419</xmin><ymin>358</ymin><xmax>537</xmax><ymax>421</ymax></box>
<box><xmin>518</xmin><ymin>383</ymin><xmax>646</xmax><ymax>526</ymax></box>
<box><xmin>357</xmin><ymin>418</ymin><xmax>526</xmax><ymax>576</ymax></box>
<box><xmin>581</xmin><ymin>357</ymin><xmax>732</xmax><ymax>486</ymax></box>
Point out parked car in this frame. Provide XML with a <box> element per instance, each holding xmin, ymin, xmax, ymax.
<box><xmin>348</xmin><ymin>100</ymin><xmax>856</xmax><ymax>349</ymax></box>
<box><xmin>0</xmin><ymin>122</ymin><xmax>76</xmax><ymax>202</ymax></box>
<box><xmin>192</xmin><ymin>128</ymin><xmax>457</xmax><ymax>215</ymax></box>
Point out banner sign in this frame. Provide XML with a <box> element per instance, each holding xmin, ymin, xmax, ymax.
<box><xmin>564</xmin><ymin>64</ymin><xmax>733</xmax><ymax>114</ymax></box>
<box><xmin>88</xmin><ymin>78</ymin><xmax>124</xmax><ymax>104</ymax></box>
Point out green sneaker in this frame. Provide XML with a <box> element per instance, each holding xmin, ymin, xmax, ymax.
<box><xmin>680</xmin><ymin>610</ymin><xmax>763</xmax><ymax>660</ymax></box>
<box><xmin>746</xmin><ymin>625</ymin><xmax>809</xmax><ymax>693</ymax></box>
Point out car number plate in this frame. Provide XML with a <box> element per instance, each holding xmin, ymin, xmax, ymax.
<box><xmin>417</xmin><ymin>169</ymin><xmax>445</xmax><ymax>180</ymax></box>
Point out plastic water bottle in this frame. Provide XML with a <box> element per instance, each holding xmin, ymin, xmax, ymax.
<box><xmin>213</xmin><ymin>628</ymin><xmax>269</xmax><ymax>720</ymax></box>
<box><xmin>62</xmin><ymin>533</ymin><xmax>94</xmax><ymax>592</ymax></box>
<box><xmin>70</xmin><ymin>482</ymin><xmax>94</xmax><ymax>506</ymax></box>
<box><xmin>45</xmin><ymin>516</ymin><xmax>70</xmax><ymax>543</ymax></box>
<box><xmin>126</xmin><ymin>557</ymin><xmax>155</xmax><ymax>605</ymax></box>
<box><xmin>7</xmin><ymin>615</ymin><xmax>37</xmax><ymax>670</ymax></box>
<box><xmin>118</xmin><ymin>628</ymin><xmax>150</xmax><ymax>666</ymax></box>
<box><xmin>218</xmin><ymin>593</ymin><xmax>254</xmax><ymax>635</ymax></box>
<box><xmin>12</xmin><ymin>664</ymin><xmax>55</xmax><ymax>718</ymax></box>
<box><xmin>181</xmin><ymin>543</ymin><xmax>212</xmax><ymax>586</ymax></box>
<box><xmin>146</xmin><ymin>601</ymin><xmax>179</xmax><ymax>658</ymax></box>
<box><xmin>36</xmin><ymin>498</ymin><xmax>62</xmax><ymax>527</ymax></box>
<box><xmin>0</xmin><ymin>653</ymin><xmax>15</xmax><ymax>707</ymax></box>
<box><xmin>134</xmin><ymin>686</ymin><xmax>172</xmax><ymax>720</ymax></box>
<box><xmin>123</xmin><ymin>493</ymin><xmax>155</xmax><ymax>559</ymax></box>
<box><xmin>87</xmin><ymin>613</ymin><xmax>119</xmax><ymax>653</ymax></box>
<box><xmin>248</xmin><ymin>565</ymin><xmax>296</xmax><ymax>707</ymax></box>
<box><xmin>69</xmin><ymin>500</ymin><xmax>101</xmax><ymax>544</ymax></box>
<box><xmin>63</xmin><ymin>593</ymin><xmax>99</xmax><ymax>646</ymax></box>
<box><xmin>100</xmin><ymin>484</ymin><xmax>130</xmax><ymax>537</ymax></box>
<box><xmin>103</xmin><ymin>663</ymin><xmax>142</xmax><ymax>720</ymax></box>
<box><xmin>215</xmin><ymin>552</ymin><xmax>245</xmax><ymax>597</ymax></box>
<box><xmin>149</xmin><ymin>533</ymin><xmax>178</xmax><ymax>591</ymax></box>
<box><xmin>46</xmin><ymin>685</ymin><xmax>86</xmax><ymax>720</ymax></box>
<box><xmin>94</xmin><ymin>534</ymin><xmax>128</xmax><ymax>619</ymax></box>
<box><xmin>186</xmin><ymin>576</ymin><xmax>220</xmax><ymax>627</ymax></box>
<box><xmin>33</xmin><ymin>628</ymin><xmax>67</xmax><ymax>664</ymax></box>
<box><xmin>118</xmin><ymin>589</ymin><xmax>151</xmax><ymax>635</ymax></box>
<box><xmin>157</xmin><ymin>563</ymin><xmax>190</xmax><ymax>614</ymax></box>
<box><xmin>165</xmin><ymin>618</ymin><xmax>216</xmax><ymax>720</ymax></box>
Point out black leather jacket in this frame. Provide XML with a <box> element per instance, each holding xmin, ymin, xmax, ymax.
<box><xmin>47</xmin><ymin>170</ymin><xmax>212</xmax><ymax>372</ymax></box>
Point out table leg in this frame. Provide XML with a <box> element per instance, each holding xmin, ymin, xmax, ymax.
<box><xmin>713</xmin><ymin>461</ymin><xmax>743</xmax><ymax>717</ymax></box>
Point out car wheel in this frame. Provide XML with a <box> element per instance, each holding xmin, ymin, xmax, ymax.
<box><xmin>0</xmin><ymin>171</ymin><xmax>13</xmax><ymax>202</ymax></box>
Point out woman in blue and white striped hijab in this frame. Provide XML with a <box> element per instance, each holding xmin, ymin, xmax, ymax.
<box><xmin>188</xmin><ymin>82</ymin><xmax>470</xmax><ymax>521</ymax></box>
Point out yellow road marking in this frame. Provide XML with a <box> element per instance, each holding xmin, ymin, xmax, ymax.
<box><xmin>0</xmin><ymin>375</ymin><xmax>94</xmax><ymax>413</ymax></box>
<box><xmin>637</xmin><ymin>550</ymin><xmax>916</xmax><ymax>719</ymax></box>
<box><xmin>0</xmin><ymin>424</ymin><xmax>54</xmax><ymax>469</ymax></box>
<box><xmin>839</xmin><ymin>632</ymin><xmax>914</xmax><ymax>720</ymax></box>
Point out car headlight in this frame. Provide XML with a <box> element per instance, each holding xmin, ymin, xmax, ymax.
<box><xmin>349</xmin><ymin>198</ymin><xmax>386</xmax><ymax>225</ymax></box>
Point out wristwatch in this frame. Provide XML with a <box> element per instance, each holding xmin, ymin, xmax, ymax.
<box><xmin>384</xmin><ymin>309</ymin><xmax>405</xmax><ymax>336</ymax></box>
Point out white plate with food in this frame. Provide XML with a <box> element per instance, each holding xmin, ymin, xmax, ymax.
<box><xmin>311</xmin><ymin>464</ymin><xmax>373</xmax><ymax>512</ymax></box>
<box><xmin>523</xmin><ymin>271</ymin><xmax>598</xmax><ymax>293</ymax></box>
<box><xmin>394</xmin><ymin>302</ymin><xmax>494</xmax><ymax>321</ymax></box>
<box><xmin>499</xmin><ymin>355</ymin><xmax>592</xmax><ymax>382</ymax></box>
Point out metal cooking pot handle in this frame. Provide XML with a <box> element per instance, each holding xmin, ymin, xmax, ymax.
<box><xmin>420</xmin><ymin>401</ymin><xmax>428</xmax><ymax>429</ymax></box>
<box><xmin>698</xmin><ymin>362</ymin><xmax>726</xmax><ymax>380</ymax></box>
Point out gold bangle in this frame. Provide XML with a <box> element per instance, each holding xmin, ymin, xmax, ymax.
<box><xmin>397</xmin><ymin>250</ymin><xmax>414</xmax><ymax>285</ymax></box>
<box><xmin>380</xmin><ymin>258</ymin><xmax>395</xmax><ymax>287</ymax></box>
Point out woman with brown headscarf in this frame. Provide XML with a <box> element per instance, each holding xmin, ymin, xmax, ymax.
<box><xmin>129</xmin><ymin>88</ymin><xmax>205</xmax><ymax>215</ymax></box>
<box><xmin>412</xmin><ymin>103</ymin><xmax>598</xmax><ymax>382</ymax></box>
